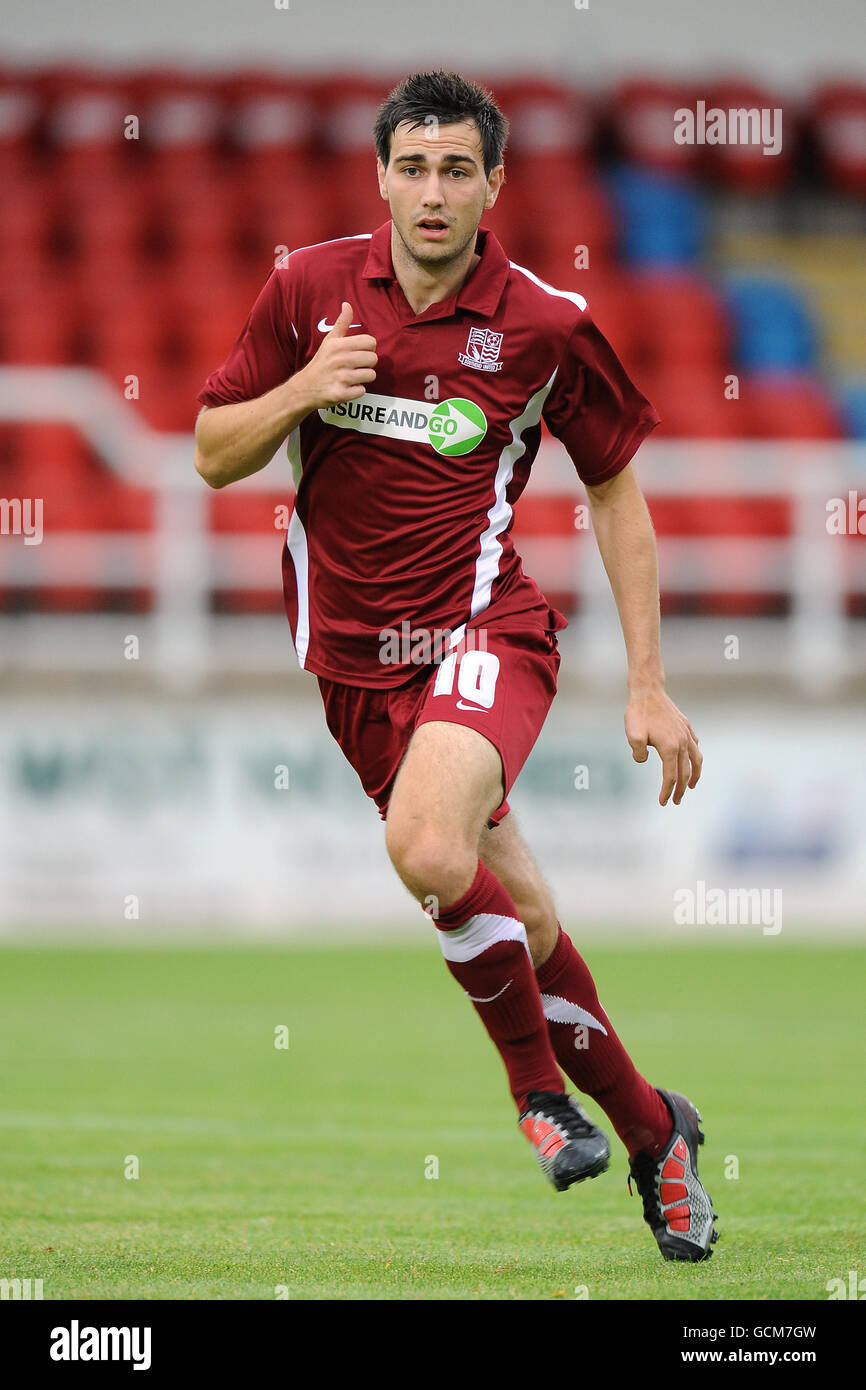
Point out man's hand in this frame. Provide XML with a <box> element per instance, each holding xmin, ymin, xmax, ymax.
<box><xmin>625</xmin><ymin>687</ymin><xmax>702</xmax><ymax>806</ymax></box>
<box><xmin>294</xmin><ymin>301</ymin><xmax>377</xmax><ymax>410</ymax></box>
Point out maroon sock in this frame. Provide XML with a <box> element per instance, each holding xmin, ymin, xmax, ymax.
<box><xmin>433</xmin><ymin>861</ymin><xmax>562</xmax><ymax>1112</ymax></box>
<box><xmin>535</xmin><ymin>925</ymin><xmax>672</xmax><ymax>1157</ymax></box>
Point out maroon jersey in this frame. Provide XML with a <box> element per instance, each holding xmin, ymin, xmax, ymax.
<box><xmin>197</xmin><ymin>220</ymin><xmax>659</xmax><ymax>687</ymax></box>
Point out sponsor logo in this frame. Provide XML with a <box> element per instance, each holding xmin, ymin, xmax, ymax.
<box><xmin>455</xmin><ymin>700</ymin><xmax>488</xmax><ymax>713</ymax></box>
<box><xmin>458</xmin><ymin>325</ymin><xmax>504</xmax><ymax>372</ymax></box>
<box><xmin>320</xmin><ymin>393</ymin><xmax>488</xmax><ymax>456</ymax></box>
<box><xmin>317</xmin><ymin>315</ymin><xmax>362</xmax><ymax>331</ymax></box>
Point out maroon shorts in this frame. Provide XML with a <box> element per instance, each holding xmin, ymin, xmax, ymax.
<box><xmin>315</xmin><ymin>618</ymin><xmax>562</xmax><ymax>827</ymax></box>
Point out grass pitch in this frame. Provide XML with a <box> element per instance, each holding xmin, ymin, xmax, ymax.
<box><xmin>0</xmin><ymin>941</ymin><xmax>862</xmax><ymax>1300</ymax></box>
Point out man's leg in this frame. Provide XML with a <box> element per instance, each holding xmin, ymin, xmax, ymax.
<box><xmin>386</xmin><ymin>719</ymin><xmax>610</xmax><ymax>1190</ymax></box>
<box><xmin>478</xmin><ymin>811</ymin><xmax>672</xmax><ymax>1158</ymax></box>
<box><xmin>385</xmin><ymin>719</ymin><xmax>563</xmax><ymax>1112</ymax></box>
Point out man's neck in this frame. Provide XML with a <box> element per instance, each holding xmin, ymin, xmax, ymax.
<box><xmin>390</xmin><ymin>226</ymin><xmax>481</xmax><ymax>316</ymax></box>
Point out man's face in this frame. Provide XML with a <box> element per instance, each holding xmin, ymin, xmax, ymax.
<box><xmin>377</xmin><ymin>118</ymin><xmax>503</xmax><ymax>269</ymax></box>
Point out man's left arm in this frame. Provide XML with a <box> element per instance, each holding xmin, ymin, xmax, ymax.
<box><xmin>584</xmin><ymin>462</ymin><xmax>702</xmax><ymax>806</ymax></box>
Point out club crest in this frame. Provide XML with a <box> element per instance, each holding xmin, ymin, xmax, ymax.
<box><xmin>458</xmin><ymin>326</ymin><xmax>504</xmax><ymax>372</ymax></box>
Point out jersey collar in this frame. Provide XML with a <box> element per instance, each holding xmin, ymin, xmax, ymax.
<box><xmin>362</xmin><ymin>219</ymin><xmax>510</xmax><ymax>322</ymax></box>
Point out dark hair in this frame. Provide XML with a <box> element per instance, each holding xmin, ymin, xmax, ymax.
<box><xmin>374</xmin><ymin>70</ymin><xmax>508</xmax><ymax>177</ymax></box>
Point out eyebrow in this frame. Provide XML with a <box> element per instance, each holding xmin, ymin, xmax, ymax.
<box><xmin>392</xmin><ymin>153</ymin><xmax>478</xmax><ymax>166</ymax></box>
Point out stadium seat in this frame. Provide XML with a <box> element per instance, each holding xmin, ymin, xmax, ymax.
<box><xmin>811</xmin><ymin>81</ymin><xmax>866</xmax><ymax>197</ymax></box>
<box><xmin>700</xmin><ymin>78</ymin><xmax>795</xmax><ymax>191</ymax></box>
<box><xmin>637</xmin><ymin>364</ymin><xmax>748</xmax><ymax>438</ymax></box>
<box><xmin>606</xmin><ymin>165</ymin><xmax>706</xmax><ymax>266</ymax></box>
<box><xmin>45</xmin><ymin>174</ymin><xmax>148</xmax><ymax>271</ymax></box>
<box><xmin>836</xmin><ymin>381</ymin><xmax>866</xmax><ymax>440</ymax></box>
<box><xmin>628</xmin><ymin>271</ymin><xmax>732</xmax><ymax>370</ymax></box>
<box><xmin>495</xmin><ymin>77</ymin><xmax>596</xmax><ymax>172</ymax></box>
<box><xmin>234</xmin><ymin>168</ymin><xmax>333</xmax><ymax>265</ymax></box>
<box><xmin>0</xmin><ymin>175</ymin><xmax>55</xmax><ymax>273</ymax></box>
<box><xmin>0</xmin><ymin>273</ymin><xmax>80</xmax><ymax>364</ymax></box>
<box><xmin>0</xmin><ymin>69</ymin><xmax>41</xmax><ymax>180</ymax></box>
<box><xmin>744</xmin><ymin>372</ymin><xmax>846</xmax><ymax>439</ymax></box>
<box><xmin>38</xmin><ymin>66</ymin><xmax>139</xmax><ymax>184</ymax></box>
<box><xmin>315</xmin><ymin>74</ymin><xmax>394</xmax><ymax>238</ymax></box>
<box><xmin>136</xmin><ymin>367</ymin><xmax>201</xmax><ymax>433</ymax></box>
<box><xmin>508</xmin><ymin>173</ymin><xmax>617</xmax><ymax>275</ymax></box>
<box><xmin>224</xmin><ymin>71</ymin><xmax>318</xmax><ymax>186</ymax></box>
<box><xmin>608</xmin><ymin>77</ymin><xmax>700</xmax><ymax>174</ymax></box>
<box><xmin>134</xmin><ymin>69</ymin><xmax>225</xmax><ymax>187</ymax></box>
<box><xmin>0</xmin><ymin>424</ymin><xmax>153</xmax><ymax>611</ymax></box>
<box><xmin>135</xmin><ymin>165</ymin><xmax>240</xmax><ymax>266</ymax></box>
<box><xmin>723</xmin><ymin>276</ymin><xmax>819</xmax><ymax>373</ymax></box>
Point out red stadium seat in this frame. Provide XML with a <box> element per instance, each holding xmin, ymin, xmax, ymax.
<box><xmin>0</xmin><ymin>69</ymin><xmax>41</xmax><ymax>181</ymax></box>
<box><xmin>136</xmin><ymin>367</ymin><xmax>201</xmax><ymax>432</ymax></box>
<box><xmin>743</xmin><ymin>372</ymin><xmax>846</xmax><ymax>439</ymax></box>
<box><xmin>235</xmin><ymin>168</ymin><xmax>333</xmax><ymax>265</ymax></box>
<box><xmin>629</xmin><ymin>271</ymin><xmax>732</xmax><ymax>370</ymax></box>
<box><xmin>608</xmin><ymin>78</ymin><xmax>700</xmax><ymax>174</ymax></box>
<box><xmin>135</xmin><ymin>165</ymin><xmax>240</xmax><ymax>266</ymax></box>
<box><xmin>700</xmin><ymin>79</ymin><xmax>795</xmax><ymax>191</ymax></box>
<box><xmin>638</xmin><ymin>364</ymin><xmax>749</xmax><ymax>438</ymax></box>
<box><xmin>811</xmin><ymin>81</ymin><xmax>866</xmax><ymax>196</ymax></box>
<box><xmin>507</xmin><ymin>173</ymin><xmax>617</xmax><ymax>276</ymax></box>
<box><xmin>0</xmin><ymin>274</ymin><xmax>79</xmax><ymax>364</ymax></box>
<box><xmin>315</xmin><ymin>74</ymin><xmax>392</xmax><ymax>238</ymax></box>
<box><xmin>37</xmin><ymin>66</ymin><xmax>139</xmax><ymax>183</ymax></box>
<box><xmin>0</xmin><ymin>424</ymin><xmax>153</xmax><ymax>611</ymax></box>
<box><xmin>45</xmin><ymin>174</ymin><xmax>148</xmax><ymax>273</ymax></box>
<box><xmin>494</xmin><ymin>77</ymin><xmax>596</xmax><ymax>173</ymax></box>
<box><xmin>133</xmin><ymin>69</ymin><xmax>225</xmax><ymax>187</ymax></box>
<box><xmin>224</xmin><ymin>71</ymin><xmax>317</xmax><ymax>187</ymax></box>
<box><xmin>0</xmin><ymin>174</ymin><xmax>55</xmax><ymax>272</ymax></box>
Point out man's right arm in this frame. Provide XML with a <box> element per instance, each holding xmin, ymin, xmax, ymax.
<box><xmin>194</xmin><ymin>301</ymin><xmax>377</xmax><ymax>490</ymax></box>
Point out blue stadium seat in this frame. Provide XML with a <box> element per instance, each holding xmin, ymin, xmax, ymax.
<box><xmin>605</xmin><ymin>164</ymin><xmax>706</xmax><ymax>267</ymax></box>
<box><xmin>723</xmin><ymin>276</ymin><xmax>818</xmax><ymax>373</ymax></box>
<box><xmin>837</xmin><ymin>382</ymin><xmax>866</xmax><ymax>441</ymax></box>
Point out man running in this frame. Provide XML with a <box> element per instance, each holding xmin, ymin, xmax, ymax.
<box><xmin>194</xmin><ymin>70</ymin><xmax>718</xmax><ymax>1262</ymax></box>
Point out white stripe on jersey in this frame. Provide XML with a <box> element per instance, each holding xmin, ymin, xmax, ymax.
<box><xmin>509</xmin><ymin>259</ymin><xmax>588</xmax><ymax>313</ymax></box>
<box><xmin>286</xmin><ymin>506</ymin><xmax>311</xmax><ymax>668</ymax></box>
<box><xmin>469</xmin><ymin>370</ymin><xmax>558</xmax><ymax>621</ymax></box>
<box><xmin>275</xmin><ymin>232</ymin><xmax>373</xmax><ymax>268</ymax></box>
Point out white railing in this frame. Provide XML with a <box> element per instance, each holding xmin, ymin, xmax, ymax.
<box><xmin>1</xmin><ymin>367</ymin><xmax>864</xmax><ymax>691</ymax></box>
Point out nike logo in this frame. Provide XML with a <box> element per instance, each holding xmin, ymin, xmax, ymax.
<box><xmin>317</xmin><ymin>315</ymin><xmax>362</xmax><ymax>332</ymax></box>
<box><xmin>456</xmin><ymin>700</ymin><xmax>487</xmax><ymax>713</ymax></box>
<box><xmin>466</xmin><ymin>979</ymin><xmax>512</xmax><ymax>1004</ymax></box>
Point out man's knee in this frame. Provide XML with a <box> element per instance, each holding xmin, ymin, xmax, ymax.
<box><xmin>385</xmin><ymin>814</ymin><xmax>476</xmax><ymax>907</ymax></box>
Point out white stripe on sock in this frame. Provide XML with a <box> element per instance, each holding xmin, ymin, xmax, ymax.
<box><xmin>540</xmin><ymin>992</ymin><xmax>609</xmax><ymax>1035</ymax></box>
<box><xmin>436</xmin><ymin>912</ymin><xmax>530</xmax><ymax>964</ymax></box>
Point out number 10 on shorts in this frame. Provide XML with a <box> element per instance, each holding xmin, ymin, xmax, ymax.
<box><xmin>432</xmin><ymin>649</ymin><xmax>501</xmax><ymax>709</ymax></box>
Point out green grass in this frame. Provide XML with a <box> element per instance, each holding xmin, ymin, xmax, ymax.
<box><xmin>0</xmin><ymin>942</ymin><xmax>862</xmax><ymax>1300</ymax></box>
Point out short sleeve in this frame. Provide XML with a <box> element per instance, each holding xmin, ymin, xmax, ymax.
<box><xmin>542</xmin><ymin>312</ymin><xmax>660</xmax><ymax>486</ymax></box>
<box><xmin>196</xmin><ymin>261</ymin><xmax>298</xmax><ymax>409</ymax></box>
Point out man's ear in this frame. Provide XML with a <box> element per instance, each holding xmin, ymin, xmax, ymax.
<box><xmin>376</xmin><ymin>157</ymin><xmax>389</xmax><ymax>201</ymax></box>
<box><xmin>484</xmin><ymin>164</ymin><xmax>505</xmax><ymax>210</ymax></box>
